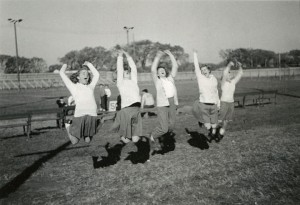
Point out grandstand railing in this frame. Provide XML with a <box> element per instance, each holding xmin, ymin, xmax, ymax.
<box><xmin>0</xmin><ymin>67</ymin><xmax>299</xmax><ymax>90</ymax></box>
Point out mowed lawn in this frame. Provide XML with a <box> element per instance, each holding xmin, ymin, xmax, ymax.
<box><xmin>0</xmin><ymin>78</ymin><xmax>300</xmax><ymax>204</ymax></box>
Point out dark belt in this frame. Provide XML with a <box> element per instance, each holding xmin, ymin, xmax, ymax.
<box><xmin>203</xmin><ymin>103</ymin><xmax>214</xmax><ymax>105</ymax></box>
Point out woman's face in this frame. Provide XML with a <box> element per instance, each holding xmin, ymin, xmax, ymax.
<box><xmin>157</xmin><ymin>67</ymin><xmax>166</xmax><ymax>78</ymax></box>
<box><xmin>77</xmin><ymin>69</ymin><xmax>89</xmax><ymax>85</ymax></box>
<box><xmin>123</xmin><ymin>70</ymin><xmax>130</xmax><ymax>79</ymax></box>
<box><xmin>226</xmin><ymin>72</ymin><xmax>233</xmax><ymax>81</ymax></box>
<box><xmin>200</xmin><ymin>66</ymin><xmax>210</xmax><ymax>77</ymax></box>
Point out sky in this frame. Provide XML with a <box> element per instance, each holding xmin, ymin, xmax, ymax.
<box><xmin>0</xmin><ymin>0</ymin><xmax>300</xmax><ymax>66</ymax></box>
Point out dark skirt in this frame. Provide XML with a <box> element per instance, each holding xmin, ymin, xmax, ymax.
<box><xmin>111</xmin><ymin>106</ymin><xmax>142</xmax><ymax>139</ymax></box>
<box><xmin>192</xmin><ymin>100</ymin><xmax>218</xmax><ymax>124</ymax></box>
<box><xmin>70</xmin><ymin>115</ymin><xmax>98</xmax><ymax>139</ymax></box>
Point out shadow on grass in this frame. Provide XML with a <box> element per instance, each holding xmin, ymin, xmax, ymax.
<box><xmin>0</xmin><ymin>131</ymin><xmax>46</xmax><ymax>140</ymax></box>
<box><xmin>14</xmin><ymin>145</ymin><xmax>90</xmax><ymax>157</ymax></box>
<box><xmin>185</xmin><ymin>128</ymin><xmax>209</xmax><ymax>150</ymax></box>
<box><xmin>92</xmin><ymin>142</ymin><xmax>125</xmax><ymax>169</ymax></box>
<box><xmin>33</xmin><ymin>126</ymin><xmax>61</xmax><ymax>131</ymax></box>
<box><xmin>125</xmin><ymin>136</ymin><xmax>150</xmax><ymax>164</ymax></box>
<box><xmin>152</xmin><ymin>132</ymin><xmax>176</xmax><ymax>156</ymax></box>
<box><xmin>0</xmin><ymin>141</ymin><xmax>71</xmax><ymax>198</ymax></box>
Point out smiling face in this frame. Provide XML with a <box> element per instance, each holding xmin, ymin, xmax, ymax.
<box><xmin>200</xmin><ymin>66</ymin><xmax>210</xmax><ymax>77</ymax></box>
<box><xmin>157</xmin><ymin>67</ymin><xmax>167</xmax><ymax>78</ymax></box>
<box><xmin>226</xmin><ymin>72</ymin><xmax>233</xmax><ymax>81</ymax></box>
<box><xmin>123</xmin><ymin>70</ymin><xmax>131</xmax><ymax>79</ymax></box>
<box><xmin>77</xmin><ymin>69</ymin><xmax>90</xmax><ymax>85</ymax></box>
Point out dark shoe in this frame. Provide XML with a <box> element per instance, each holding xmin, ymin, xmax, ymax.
<box><xmin>92</xmin><ymin>156</ymin><xmax>99</xmax><ymax>168</ymax></box>
<box><xmin>218</xmin><ymin>133</ymin><xmax>224</xmax><ymax>141</ymax></box>
<box><xmin>215</xmin><ymin>130</ymin><xmax>224</xmax><ymax>143</ymax></box>
<box><xmin>168</xmin><ymin>130</ymin><xmax>175</xmax><ymax>137</ymax></box>
<box><xmin>150</xmin><ymin>137</ymin><xmax>162</xmax><ymax>155</ymax></box>
<box><xmin>206</xmin><ymin>132</ymin><xmax>215</xmax><ymax>143</ymax></box>
<box><xmin>198</xmin><ymin>122</ymin><xmax>204</xmax><ymax>128</ymax></box>
<box><xmin>185</xmin><ymin>128</ymin><xmax>191</xmax><ymax>136</ymax></box>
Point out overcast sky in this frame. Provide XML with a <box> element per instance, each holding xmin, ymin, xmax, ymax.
<box><xmin>0</xmin><ymin>0</ymin><xmax>300</xmax><ymax>66</ymax></box>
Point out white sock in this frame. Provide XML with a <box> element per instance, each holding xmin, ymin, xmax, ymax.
<box><xmin>220</xmin><ymin>128</ymin><xmax>225</xmax><ymax>135</ymax></box>
<box><xmin>150</xmin><ymin>135</ymin><xmax>155</xmax><ymax>142</ymax></box>
<box><xmin>121</xmin><ymin>136</ymin><xmax>130</xmax><ymax>144</ymax></box>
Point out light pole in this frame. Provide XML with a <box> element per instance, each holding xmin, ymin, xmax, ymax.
<box><xmin>8</xmin><ymin>18</ymin><xmax>22</xmax><ymax>91</ymax></box>
<box><xmin>123</xmin><ymin>26</ymin><xmax>134</xmax><ymax>45</ymax></box>
<box><xmin>132</xmin><ymin>30</ymin><xmax>136</xmax><ymax>59</ymax></box>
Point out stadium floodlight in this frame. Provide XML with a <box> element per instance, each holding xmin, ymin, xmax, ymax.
<box><xmin>123</xmin><ymin>26</ymin><xmax>134</xmax><ymax>45</ymax></box>
<box><xmin>8</xmin><ymin>18</ymin><xmax>23</xmax><ymax>91</ymax></box>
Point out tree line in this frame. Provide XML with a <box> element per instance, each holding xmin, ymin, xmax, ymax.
<box><xmin>0</xmin><ymin>55</ymin><xmax>47</xmax><ymax>74</ymax></box>
<box><xmin>1</xmin><ymin>40</ymin><xmax>299</xmax><ymax>74</ymax></box>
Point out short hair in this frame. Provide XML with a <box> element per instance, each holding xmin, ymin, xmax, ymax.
<box><xmin>157</xmin><ymin>65</ymin><xmax>170</xmax><ymax>77</ymax></box>
<box><xmin>123</xmin><ymin>62</ymin><xmax>131</xmax><ymax>72</ymax></box>
<box><xmin>200</xmin><ymin>64</ymin><xmax>211</xmax><ymax>73</ymax></box>
<box><xmin>59</xmin><ymin>96</ymin><xmax>64</xmax><ymax>99</ymax></box>
<box><xmin>69</xmin><ymin>66</ymin><xmax>91</xmax><ymax>84</ymax></box>
<box><xmin>142</xmin><ymin>89</ymin><xmax>148</xmax><ymax>93</ymax></box>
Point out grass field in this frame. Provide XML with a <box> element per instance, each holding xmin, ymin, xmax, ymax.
<box><xmin>0</xmin><ymin>78</ymin><xmax>300</xmax><ymax>204</ymax></box>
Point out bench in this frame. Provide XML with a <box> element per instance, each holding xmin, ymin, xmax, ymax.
<box><xmin>29</xmin><ymin>108</ymin><xmax>65</xmax><ymax>129</ymax></box>
<box><xmin>234</xmin><ymin>90</ymin><xmax>277</xmax><ymax>107</ymax></box>
<box><xmin>255</xmin><ymin>90</ymin><xmax>277</xmax><ymax>105</ymax></box>
<box><xmin>0</xmin><ymin>113</ymin><xmax>32</xmax><ymax>138</ymax></box>
<box><xmin>63</xmin><ymin>105</ymin><xmax>75</xmax><ymax>122</ymax></box>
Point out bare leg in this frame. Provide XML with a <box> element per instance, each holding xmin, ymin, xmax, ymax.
<box><xmin>65</xmin><ymin>123</ymin><xmax>79</xmax><ymax>144</ymax></box>
<box><xmin>219</xmin><ymin>120</ymin><xmax>228</xmax><ymax>136</ymax></box>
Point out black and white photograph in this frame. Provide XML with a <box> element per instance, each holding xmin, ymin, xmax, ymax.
<box><xmin>0</xmin><ymin>0</ymin><xmax>300</xmax><ymax>204</ymax></box>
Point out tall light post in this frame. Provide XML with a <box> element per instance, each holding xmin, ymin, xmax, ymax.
<box><xmin>8</xmin><ymin>18</ymin><xmax>22</xmax><ymax>91</ymax></box>
<box><xmin>123</xmin><ymin>26</ymin><xmax>134</xmax><ymax>45</ymax></box>
<box><xmin>132</xmin><ymin>30</ymin><xmax>136</xmax><ymax>59</ymax></box>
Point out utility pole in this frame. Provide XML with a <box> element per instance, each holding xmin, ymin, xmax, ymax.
<box><xmin>132</xmin><ymin>31</ymin><xmax>136</xmax><ymax>59</ymax></box>
<box><xmin>8</xmin><ymin>18</ymin><xmax>22</xmax><ymax>91</ymax></box>
<box><xmin>123</xmin><ymin>26</ymin><xmax>134</xmax><ymax>45</ymax></box>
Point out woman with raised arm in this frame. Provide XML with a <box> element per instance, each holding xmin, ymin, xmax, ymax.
<box><xmin>111</xmin><ymin>50</ymin><xmax>142</xmax><ymax>145</ymax></box>
<box><xmin>217</xmin><ymin>60</ymin><xmax>243</xmax><ymax>141</ymax></box>
<box><xmin>149</xmin><ymin>50</ymin><xmax>178</xmax><ymax>153</ymax></box>
<box><xmin>60</xmin><ymin>61</ymin><xmax>100</xmax><ymax>145</ymax></box>
<box><xmin>192</xmin><ymin>51</ymin><xmax>219</xmax><ymax>142</ymax></box>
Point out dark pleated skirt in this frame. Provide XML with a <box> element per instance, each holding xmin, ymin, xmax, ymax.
<box><xmin>70</xmin><ymin>115</ymin><xmax>97</xmax><ymax>139</ymax></box>
<box><xmin>111</xmin><ymin>106</ymin><xmax>142</xmax><ymax>139</ymax></box>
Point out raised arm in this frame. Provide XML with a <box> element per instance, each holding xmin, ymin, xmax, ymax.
<box><xmin>116</xmin><ymin>51</ymin><xmax>124</xmax><ymax>86</ymax></box>
<box><xmin>232</xmin><ymin>62</ymin><xmax>243</xmax><ymax>84</ymax></box>
<box><xmin>193</xmin><ymin>51</ymin><xmax>201</xmax><ymax>76</ymax></box>
<box><xmin>124</xmin><ymin>51</ymin><xmax>138</xmax><ymax>83</ymax></box>
<box><xmin>221</xmin><ymin>61</ymin><xmax>234</xmax><ymax>85</ymax></box>
<box><xmin>165</xmin><ymin>50</ymin><xmax>178</xmax><ymax>78</ymax></box>
<box><xmin>83</xmin><ymin>61</ymin><xmax>99</xmax><ymax>88</ymax></box>
<box><xmin>151</xmin><ymin>51</ymin><xmax>164</xmax><ymax>84</ymax></box>
<box><xmin>59</xmin><ymin>64</ymin><xmax>76</xmax><ymax>95</ymax></box>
